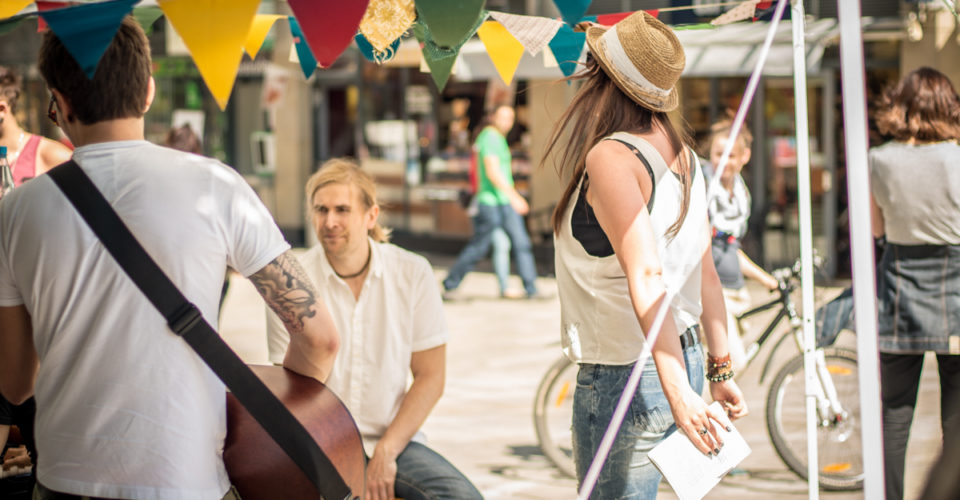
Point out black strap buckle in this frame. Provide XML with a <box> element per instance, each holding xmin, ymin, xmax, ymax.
<box><xmin>169</xmin><ymin>303</ymin><xmax>203</xmax><ymax>337</ymax></box>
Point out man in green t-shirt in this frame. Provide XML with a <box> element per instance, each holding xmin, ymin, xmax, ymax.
<box><xmin>442</xmin><ymin>105</ymin><xmax>540</xmax><ymax>298</ymax></box>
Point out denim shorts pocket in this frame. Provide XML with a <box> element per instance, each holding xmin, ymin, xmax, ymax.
<box><xmin>576</xmin><ymin>364</ymin><xmax>595</xmax><ymax>389</ymax></box>
<box><xmin>629</xmin><ymin>401</ymin><xmax>674</xmax><ymax>437</ymax></box>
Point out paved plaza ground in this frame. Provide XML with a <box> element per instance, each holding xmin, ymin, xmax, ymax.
<box><xmin>219</xmin><ymin>252</ymin><xmax>944</xmax><ymax>499</ymax></box>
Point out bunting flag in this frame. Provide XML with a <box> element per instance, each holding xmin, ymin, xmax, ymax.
<box><xmin>358</xmin><ymin>0</ymin><xmax>415</xmax><ymax>54</ymax></box>
<box><xmin>476</xmin><ymin>20</ymin><xmax>524</xmax><ymax>85</ymax></box>
<box><xmin>244</xmin><ymin>14</ymin><xmax>284</xmax><ymax>58</ymax></box>
<box><xmin>355</xmin><ymin>33</ymin><xmax>400</xmax><ymax>64</ymax></box>
<box><xmin>548</xmin><ymin>22</ymin><xmax>585</xmax><ymax>78</ymax></box>
<box><xmin>0</xmin><ymin>0</ymin><xmax>31</xmax><ymax>20</ymax></box>
<box><xmin>711</xmin><ymin>0</ymin><xmax>760</xmax><ymax>26</ymax></box>
<box><xmin>36</xmin><ymin>1</ymin><xmax>76</xmax><ymax>32</ymax></box>
<box><xmin>133</xmin><ymin>6</ymin><xmax>164</xmax><ymax>35</ymax></box>
<box><xmin>159</xmin><ymin>0</ymin><xmax>260</xmax><ymax>110</ymax></box>
<box><xmin>288</xmin><ymin>17</ymin><xmax>317</xmax><ymax>79</ymax></box>
<box><xmin>553</xmin><ymin>0</ymin><xmax>591</xmax><ymax>26</ymax></box>
<box><xmin>287</xmin><ymin>0</ymin><xmax>368</xmax><ymax>68</ymax></box>
<box><xmin>421</xmin><ymin>49</ymin><xmax>457</xmax><ymax>91</ymax></box>
<box><xmin>594</xmin><ymin>10</ymin><xmax>658</xmax><ymax>26</ymax></box>
<box><xmin>415</xmin><ymin>0</ymin><xmax>485</xmax><ymax>48</ymax></box>
<box><xmin>39</xmin><ymin>0</ymin><xmax>137</xmax><ymax>79</ymax></box>
<box><xmin>487</xmin><ymin>11</ymin><xmax>561</xmax><ymax>56</ymax></box>
<box><xmin>0</xmin><ymin>14</ymin><xmax>25</xmax><ymax>35</ymax></box>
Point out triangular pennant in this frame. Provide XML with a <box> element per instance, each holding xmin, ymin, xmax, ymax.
<box><xmin>159</xmin><ymin>0</ymin><xmax>260</xmax><ymax>110</ymax></box>
<box><xmin>476</xmin><ymin>21</ymin><xmax>525</xmax><ymax>85</ymax></box>
<box><xmin>548</xmin><ymin>23</ymin><xmax>585</xmax><ymax>78</ymax></box>
<box><xmin>421</xmin><ymin>50</ymin><xmax>457</xmax><ymax>91</ymax></box>
<box><xmin>0</xmin><ymin>0</ymin><xmax>31</xmax><ymax>20</ymax></box>
<box><xmin>487</xmin><ymin>11</ymin><xmax>562</xmax><ymax>56</ymax></box>
<box><xmin>288</xmin><ymin>17</ymin><xmax>317</xmax><ymax>79</ymax></box>
<box><xmin>415</xmin><ymin>0</ymin><xmax>485</xmax><ymax>48</ymax></box>
<box><xmin>358</xmin><ymin>0</ymin><xmax>415</xmax><ymax>53</ymax></box>
<box><xmin>595</xmin><ymin>12</ymin><xmax>630</xmax><ymax>26</ymax></box>
<box><xmin>133</xmin><ymin>6</ymin><xmax>164</xmax><ymax>35</ymax></box>
<box><xmin>287</xmin><ymin>0</ymin><xmax>368</xmax><ymax>68</ymax></box>
<box><xmin>40</xmin><ymin>0</ymin><xmax>138</xmax><ymax>79</ymax></box>
<box><xmin>244</xmin><ymin>14</ymin><xmax>284</xmax><ymax>58</ymax></box>
<box><xmin>553</xmin><ymin>0</ymin><xmax>591</xmax><ymax>26</ymax></box>
<box><xmin>355</xmin><ymin>33</ymin><xmax>400</xmax><ymax>64</ymax></box>
<box><xmin>711</xmin><ymin>0</ymin><xmax>760</xmax><ymax>26</ymax></box>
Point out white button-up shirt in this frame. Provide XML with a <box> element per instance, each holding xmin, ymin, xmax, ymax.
<box><xmin>266</xmin><ymin>239</ymin><xmax>448</xmax><ymax>454</ymax></box>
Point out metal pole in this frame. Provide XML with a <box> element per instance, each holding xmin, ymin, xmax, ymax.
<box><xmin>836</xmin><ymin>1</ymin><xmax>885</xmax><ymax>498</ymax></box>
<box><xmin>789</xmin><ymin>2</ymin><xmax>819</xmax><ymax>498</ymax></box>
<box><xmin>821</xmin><ymin>68</ymin><xmax>837</xmax><ymax>279</ymax></box>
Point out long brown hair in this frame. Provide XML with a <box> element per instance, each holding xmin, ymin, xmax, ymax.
<box><xmin>874</xmin><ymin>67</ymin><xmax>960</xmax><ymax>142</ymax></box>
<box><xmin>543</xmin><ymin>57</ymin><xmax>693</xmax><ymax>237</ymax></box>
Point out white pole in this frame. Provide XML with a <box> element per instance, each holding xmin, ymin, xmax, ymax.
<box><xmin>789</xmin><ymin>2</ymin><xmax>819</xmax><ymax>498</ymax></box>
<box><xmin>836</xmin><ymin>1</ymin><xmax>885</xmax><ymax>498</ymax></box>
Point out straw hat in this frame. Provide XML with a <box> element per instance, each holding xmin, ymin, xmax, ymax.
<box><xmin>584</xmin><ymin>11</ymin><xmax>685</xmax><ymax>112</ymax></box>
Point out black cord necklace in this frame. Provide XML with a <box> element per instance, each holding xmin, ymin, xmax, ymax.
<box><xmin>333</xmin><ymin>247</ymin><xmax>372</xmax><ymax>280</ymax></box>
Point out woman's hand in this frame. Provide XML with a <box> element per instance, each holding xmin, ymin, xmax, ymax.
<box><xmin>710</xmin><ymin>379</ymin><xmax>748</xmax><ymax>420</ymax></box>
<box><xmin>668</xmin><ymin>386</ymin><xmax>731</xmax><ymax>456</ymax></box>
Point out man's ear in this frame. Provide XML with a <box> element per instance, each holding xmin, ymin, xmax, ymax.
<box><xmin>740</xmin><ymin>145</ymin><xmax>752</xmax><ymax>165</ymax></box>
<box><xmin>52</xmin><ymin>89</ymin><xmax>74</xmax><ymax>123</ymax></box>
<box><xmin>144</xmin><ymin>76</ymin><xmax>156</xmax><ymax>113</ymax></box>
<box><xmin>366</xmin><ymin>204</ymin><xmax>380</xmax><ymax>230</ymax></box>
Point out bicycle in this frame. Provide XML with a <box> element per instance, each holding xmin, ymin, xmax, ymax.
<box><xmin>532</xmin><ymin>258</ymin><xmax>863</xmax><ymax>490</ymax></box>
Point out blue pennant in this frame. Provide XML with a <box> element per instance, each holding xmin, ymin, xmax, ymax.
<box><xmin>548</xmin><ymin>22</ymin><xmax>587</xmax><ymax>78</ymax></box>
<box><xmin>354</xmin><ymin>33</ymin><xmax>400</xmax><ymax>64</ymax></box>
<box><xmin>39</xmin><ymin>0</ymin><xmax>138</xmax><ymax>79</ymax></box>
<box><xmin>288</xmin><ymin>16</ymin><xmax>317</xmax><ymax>79</ymax></box>
<box><xmin>553</xmin><ymin>0</ymin><xmax>592</xmax><ymax>26</ymax></box>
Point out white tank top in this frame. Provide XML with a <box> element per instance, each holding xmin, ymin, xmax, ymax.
<box><xmin>555</xmin><ymin>132</ymin><xmax>707</xmax><ymax>365</ymax></box>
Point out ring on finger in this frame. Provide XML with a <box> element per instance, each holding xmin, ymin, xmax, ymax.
<box><xmin>697</xmin><ymin>427</ymin><xmax>709</xmax><ymax>436</ymax></box>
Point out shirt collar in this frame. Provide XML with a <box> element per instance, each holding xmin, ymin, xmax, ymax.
<box><xmin>318</xmin><ymin>236</ymin><xmax>382</xmax><ymax>283</ymax></box>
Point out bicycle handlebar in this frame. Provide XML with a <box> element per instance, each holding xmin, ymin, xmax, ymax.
<box><xmin>771</xmin><ymin>252</ymin><xmax>824</xmax><ymax>291</ymax></box>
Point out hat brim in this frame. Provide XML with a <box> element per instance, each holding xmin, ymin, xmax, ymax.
<box><xmin>585</xmin><ymin>25</ymin><xmax>679</xmax><ymax>113</ymax></box>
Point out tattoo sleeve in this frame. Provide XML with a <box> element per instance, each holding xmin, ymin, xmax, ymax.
<box><xmin>250</xmin><ymin>252</ymin><xmax>318</xmax><ymax>335</ymax></box>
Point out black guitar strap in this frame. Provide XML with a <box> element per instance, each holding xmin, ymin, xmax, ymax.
<box><xmin>49</xmin><ymin>160</ymin><xmax>354</xmax><ymax>500</ymax></box>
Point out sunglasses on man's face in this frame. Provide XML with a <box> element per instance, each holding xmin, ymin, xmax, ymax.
<box><xmin>47</xmin><ymin>95</ymin><xmax>58</xmax><ymax>126</ymax></box>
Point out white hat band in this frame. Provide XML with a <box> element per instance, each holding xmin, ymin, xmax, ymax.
<box><xmin>601</xmin><ymin>25</ymin><xmax>672</xmax><ymax>99</ymax></box>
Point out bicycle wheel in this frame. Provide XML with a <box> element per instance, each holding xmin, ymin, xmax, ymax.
<box><xmin>766</xmin><ymin>348</ymin><xmax>863</xmax><ymax>490</ymax></box>
<box><xmin>533</xmin><ymin>356</ymin><xmax>578</xmax><ymax>478</ymax></box>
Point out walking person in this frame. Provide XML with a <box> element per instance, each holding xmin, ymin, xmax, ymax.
<box><xmin>544</xmin><ymin>12</ymin><xmax>747</xmax><ymax>499</ymax></box>
<box><xmin>702</xmin><ymin>119</ymin><xmax>778</xmax><ymax>372</ymax></box>
<box><xmin>442</xmin><ymin>105</ymin><xmax>541</xmax><ymax>299</ymax></box>
<box><xmin>869</xmin><ymin>67</ymin><xmax>960</xmax><ymax>500</ymax></box>
<box><xmin>0</xmin><ymin>17</ymin><xmax>339</xmax><ymax>499</ymax></box>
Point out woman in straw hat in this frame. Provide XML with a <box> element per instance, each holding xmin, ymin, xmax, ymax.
<box><xmin>544</xmin><ymin>12</ymin><xmax>748</xmax><ymax>498</ymax></box>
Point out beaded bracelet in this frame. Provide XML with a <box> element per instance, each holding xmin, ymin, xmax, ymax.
<box><xmin>707</xmin><ymin>370</ymin><xmax>735</xmax><ymax>382</ymax></box>
<box><xmin>706</xmin><ymin>352</ymin><xmax>734</xmax><ymax>382</ymax></box>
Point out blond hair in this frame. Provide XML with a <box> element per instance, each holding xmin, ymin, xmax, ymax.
<box><xmin>305</xmin><ymin>158</ymin><xmax>390</xmax><ymax>242</ymax></box>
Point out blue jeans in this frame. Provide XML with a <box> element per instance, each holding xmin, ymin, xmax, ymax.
<box><xmin>443</xmin><ymin>203</ymin><xmax>537</xmax><ymax>295</ymax></box>
<box><xmin>490</xmin><ymin>228</ymin><xmax>511</xmax><ymax>294</ymax></box>
<box><xmin>572</xmin><ymin>344</ymin><xmax>705</xmax><ymax>500</ymax></box>
<box><xmin>393</xmin><ymin>441</ymin><xmax>483</xmax><ymax>500</ymax></box>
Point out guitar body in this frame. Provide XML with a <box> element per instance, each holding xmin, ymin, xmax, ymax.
<box><xmin>224</xmin><ymin>365</ymin><xmax>365</xmax><ymax>499</ymax></box>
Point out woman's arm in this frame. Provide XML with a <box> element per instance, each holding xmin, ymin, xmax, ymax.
<box><xmin>585</xmin><ymin>142</ymin><xmax>727</xmax><ymax>455</ymax></box>
<box><xmin>870</xmin><ymin>195</ymin><xmax>886</xmax><ymax>239</ymax></box>
<box><xmin>737</xmin><ymin>249</ymin><xmax>778</xmax><ymax>290</ymax></box>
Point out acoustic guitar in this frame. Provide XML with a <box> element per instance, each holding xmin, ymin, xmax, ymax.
<box><xmin>224</xmin><ymin>365</ymin><xmax>366</xmax><ymax>499</ymax></box>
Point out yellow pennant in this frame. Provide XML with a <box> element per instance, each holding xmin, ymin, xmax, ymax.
<box><xmin>0</xmin><ymin>0</ymin><xmax>32</xmax><ymax>19</ymax></box>
<box><xmin>244</xmin><ymin>14</ymin><xmax>285</xmax><ymax>58</ymax></box>
<box><xmin>159</xmin><ymin>0</ymin><xmax>260</xmax><ymax>110</ymax></box>
<box><xmin>476</xmin><ymin>20</ymin><xmax>524</xmax><ymax>86</ymax></box>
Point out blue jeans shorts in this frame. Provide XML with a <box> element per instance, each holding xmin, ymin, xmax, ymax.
<box><xmin>572</xmin><ymin>339</ymin><xmax>705</xmax><ymax>499</ymax></box>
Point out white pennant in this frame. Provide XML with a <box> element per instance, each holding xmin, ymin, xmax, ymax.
<box><xmin>711</xmin><ymin>0</ymin><xmax>760</xmax><ymax>26</ymax></box>
<box><xmin>488</xmin><ymin>11</ymin><xmax>562</xmax><ymax>55</ymax></box>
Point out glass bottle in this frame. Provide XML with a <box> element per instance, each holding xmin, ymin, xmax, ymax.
<box><xmin>0</xmin><ymin>145</ymin><xmax>14</xmax><ymax>199</ymax></box>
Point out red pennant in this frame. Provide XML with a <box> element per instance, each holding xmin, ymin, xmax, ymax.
<box><xmin>595</xmin><ymin>12</ymin><xmax>630</xmax><ymax>26</ymax></box>
<box><xmin>757</xmin><ymin>2</ymin><xmax>773</xmax><ymax>9</ymax></box>
<box><xmin>287</xmin><ymin>0</ymin><xmax>369</xmax><ymax>68</ymax></box>
<box><xmin>36</xmin><ymin>1</ymin><xmax>78</xmax><ymax>32</ymax></box>
<box><xmin>645</xmin><ymin>9</ymin><xmax>659</xmax><ymax>18</ymax></box>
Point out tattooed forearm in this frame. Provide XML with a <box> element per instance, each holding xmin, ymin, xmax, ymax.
<box><xmin>250</xmin><ymin>252</ymin><xmax>318</xmax><ymax>335</ymax></box>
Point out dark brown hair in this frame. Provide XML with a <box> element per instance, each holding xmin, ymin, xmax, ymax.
<box><xmin>874</xmin><ymin>67</ymin><xmax>960</xmax><ymax>142</ymax></box>
<box><xmin>0</xmin><ymin>66</ymin><xmax>21</xmax><ymax>114</ymax></box>
<box><xmin>38</xmin><ymin>16</ymin><xmax>151</xmax><ymax>125</ymax></box>
<box><xmin>164</xmin><ymin>124</ymin><xmax>202</xmax><ymax>154</ymax></box>
<box><xmin>543</xmin><ymin>57</ymin><xmax>693</xmax><ymax>237</ymax></box>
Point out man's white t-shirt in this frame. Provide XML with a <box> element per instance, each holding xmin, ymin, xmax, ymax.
<box><xmin>265</xmin><ymin>241</ymin><xmax>448</xmax><ymax>454</ymax></box>
<box><xmin>0</xmin><ymin>141</ymin><xmax>290</xmax><ymax>500</ymax></box>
